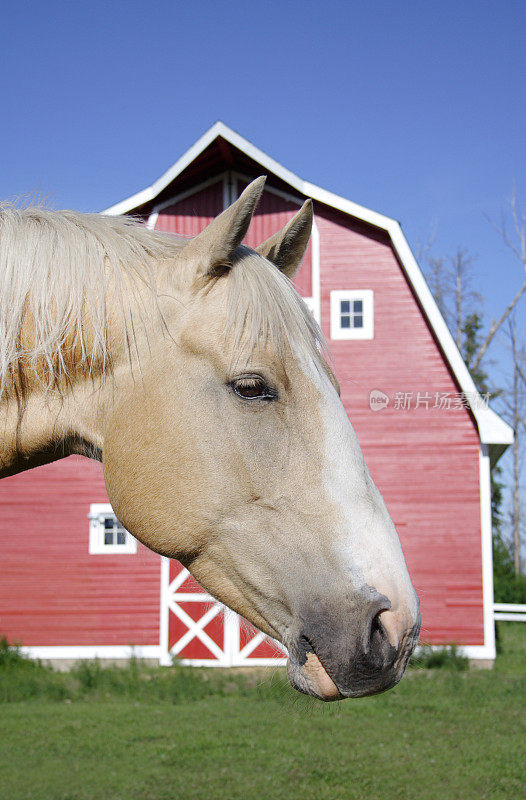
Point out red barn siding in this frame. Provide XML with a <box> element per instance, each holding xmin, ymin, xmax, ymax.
<box><xmin>238</xmin><ymin>180</ymin><xmax>313</xmax><ymax>298</ymax></box>
<box><xmin>0</xmin><ymin>173</ymin><xmax>488</xmax><ymax>654</ymax></box>
<box><xmin>155</xmin><ymin>180</ymin><xmax>223</xmax><ymax>235</ymax></box>
<box><xmin>315</xmin><ymin>207</ymin><xmax>483</xmax><ymax>645</ymax></box>
<box><xmin>0</xmin><ymin>457</ymin><xmax>160</xmax><ymax>646</ymax></box>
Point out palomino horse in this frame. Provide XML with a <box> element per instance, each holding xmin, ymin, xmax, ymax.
<box><xmin>0</xmin><ymin>178</ymin><xmax>420</xmax><ymax>700</ymax></box>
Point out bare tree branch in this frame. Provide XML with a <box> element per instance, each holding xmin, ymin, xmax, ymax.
<box><xmin>472</xmin><ymin>280</ymin><xmax>526</xmax><ymax>372</ymax></box>
<box><xmin>503</xmin><ymin>318</ymin><xmax>524</xmax><ymax>575</ymax></box>
<box><xmin>475</xmin><ymin>190</ymin><xmax>526</xmax><ymax>371</ymax></box>
<box><xmin>516</xmin><ymin>357</ymin><xmax>526</xmax><ymax>389</ymax></box>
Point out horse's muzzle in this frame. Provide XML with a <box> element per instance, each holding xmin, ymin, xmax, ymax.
<box><xmin>285</xmin><ymin>595</ymin><xmax>421</xmax><ymax>701</ymax></box>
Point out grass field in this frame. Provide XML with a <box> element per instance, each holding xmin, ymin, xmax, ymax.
<box><xmin>0</xmin><ymin>625</ymin><xmax>524</xmax><ymax>800</ymax></box>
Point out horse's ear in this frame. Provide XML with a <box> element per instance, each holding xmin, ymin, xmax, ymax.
<box><xmin>181</xmin><ymin>176</ymin><xmax>266</xmax><ymax>279</ymax></box>
<box><xmin>256</xmin><ymin>199</ymin><xmax>313</xmax><ymax>279</ymax></box>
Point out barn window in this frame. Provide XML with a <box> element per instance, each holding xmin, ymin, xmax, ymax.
<box><xmin>88</xmin><ymin>504</ymin><xmax>137</xmax><ymax>554</ymax></box>
<box><xmin>330</xmin><ymin>290</ymin><xmax>373</xmax><ymax>340</ymax></box>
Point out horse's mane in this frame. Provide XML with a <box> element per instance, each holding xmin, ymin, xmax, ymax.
<box><xmin>0</xmin><ymin>203</ymin><xmax>325</xmax><ymax>400</ymax></box>
<box><xmin>0</xmin><ymin>203</ymin><xmax>185</xmax><ymax>396</ymax></box>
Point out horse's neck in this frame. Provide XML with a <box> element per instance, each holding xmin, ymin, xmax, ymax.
<box><xmin>0</xmin><ymin>264</ymin><xmax>167</xmax><ymax>479</ymax></box>
<box><xmin>0</xmin><ymin>377</ymin><xmax>105</xmax><ymax>479</ymax></box>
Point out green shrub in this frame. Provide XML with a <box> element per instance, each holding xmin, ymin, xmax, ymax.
<box><xmin>0</xmin><ymin>638</ymin><xmax>263</xmax><ymax>704</ymax></box>
<box><xmin>0</xmin><ymin>636</ymin><xmax>25</xmax><ymax>667</ymax></box>
<box><xmin>0</xmin><ymin>636</ymin><xmax>70</xmax><ymax>702</ymax></box>
<box><xmin>410</xmin><ymin>643</ymin><xmax>469</xmax><ymax>671</ymax></box>
<box><xmin>493</xmin><ymin>534</ymin><xmax>526</xmax><ymax>603</ymax></box>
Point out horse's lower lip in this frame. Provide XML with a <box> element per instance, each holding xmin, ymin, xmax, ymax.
<box><xmin>287</xmin><ymin>651</ymin><xmax>409</xmax><ymax>701</ymax></box>
<box><xmin>287</xmin><ymin>652</ymin><xmax>344</xmax><ymax>701</ymax></box>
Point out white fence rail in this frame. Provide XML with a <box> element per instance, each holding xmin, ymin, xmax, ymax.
<box><xmin>494</xmin><ymin>603</ymin><xmax>526</xmax><ymax>622</ymax></box>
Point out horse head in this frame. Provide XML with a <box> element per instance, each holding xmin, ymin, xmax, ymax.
<box><xmin>103</xmin><ymin>178</ymin><xmax>421</xmax><ymax>700</ymax></box>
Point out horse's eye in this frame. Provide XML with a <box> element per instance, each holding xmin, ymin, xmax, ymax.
<box><xmin>230</xmin><ymin>376</ymin><xmax>277</xmax><ymax>401</ymax></box>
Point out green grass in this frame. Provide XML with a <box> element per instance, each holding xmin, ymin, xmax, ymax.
<box><xmin>0</xmin><ymin>625</ymin><xmax>524</xmax><ymax>800</ymax></box>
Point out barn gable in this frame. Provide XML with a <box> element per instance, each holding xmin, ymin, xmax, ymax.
<box><xmin>102</xmin><ymin>123</ymin><xmax>512</xmax><ymax>661</ymax></box>
<box><xmin>0</xmin><ymin>124</ymin><xmax>512</xmax><ymax>666</ymax></box>
<box><xmin>105</xmin><ymin>122</ymin><xmax>512</xmax><ymax>464</ymax></box>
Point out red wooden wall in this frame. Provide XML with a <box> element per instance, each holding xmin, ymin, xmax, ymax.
<box><xmin>0</xmin><ymin>457</ymin><xmax>160</xmax><ymax>646</ymax></box>
<box><xmin>155</xmin><ymin>179</ymin><xmax>223</xmax><ymax>235</ymax></box>
<box><xmin>158</xmin><ymin>178</ymin><xmax>484</xmax><ymax>645</ymax></box>
<box><xmin>0</xmin><ymin>173</ymin><xmax>485</xmax><ymax>650</ymax></box>
<box><xmin>237</xmin><ymin>178</ymin><xmax>313</xmax><ymax>297</ymax></box>
<box><xmin>315</xmin><ymin>207</ymin><xmax>483</xmax><ymax>644</ymax></box>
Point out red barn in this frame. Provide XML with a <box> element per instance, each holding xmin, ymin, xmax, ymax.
<box><xmin>0</xmin><ymin>123</ymin><xmax>512</xmax><ymax>666</ymax></box>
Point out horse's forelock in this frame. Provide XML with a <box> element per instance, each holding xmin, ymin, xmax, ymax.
<box><xmin>222</xmin><ymin>246</ymin><xmax>327</xmax><ymax>370</ymax></box>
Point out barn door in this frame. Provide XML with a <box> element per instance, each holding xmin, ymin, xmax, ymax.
<box><xmin>159</xmin><ymin>557</ymin><xmax>287</xmax><ymax>666</ymax></box>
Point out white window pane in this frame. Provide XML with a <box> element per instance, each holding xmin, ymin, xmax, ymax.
<box><xmin>89</xmin><ymin>504</ymin><xmax>137</xmax><ymax>555</ymax></box>
<box><xmin>330</xmin><ymin>290</ymin><xmax>373</xmax><ymax>340</ymax></box>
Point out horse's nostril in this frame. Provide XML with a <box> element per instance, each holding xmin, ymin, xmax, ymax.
<box><xmin>360</xmin><ymin>596</ymin><xmax>391</xmax><ymax>652</ymax></box>
<box><xmin>370</xmin><ymin>613</ymin><xmax>390</xmax><ymax>652</ymax></box>
<box><xmin>369</xmin><ymin>613</ymin><xmax>384</xmax><ymax>646</ymax></box>
<box><xmin>297</xmin><ymin>633</ymin><xmax>316</xmax><ymax>665</ymax></box>
<box><xmin>364</xmin><ymin>610</ymin><xmax>397</xmax><ymax>669</ymax></box>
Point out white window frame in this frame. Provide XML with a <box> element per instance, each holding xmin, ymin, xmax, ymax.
<box><xmin>88</xmin><ymin>503</ymin><xmax>137</xmax><ymax>555</ymax></box>
<box><xmin>330</xmin><ymin>290</ymin><xmax>374</xmax><ymax>340</ymax></box>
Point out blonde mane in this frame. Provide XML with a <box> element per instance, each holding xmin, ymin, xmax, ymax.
<box><xmin>0</xmin><ymin>204</ymin><xmax>325</xmax><ymax>400</ymax></box>
<box><xmin>0</xmin><ymin>203</ymin><xmax>184</xmax><ymax>397</ymax></box>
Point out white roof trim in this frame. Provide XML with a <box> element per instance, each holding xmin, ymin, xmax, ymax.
<box><xmin>102</xmin><ymin>122</ymin><xmax>513</xmax><ymax>453</ymax></box>
<box><xmin>103</xmin><ymin>122</ymin><xmax>227</xmax><ymax>216</ymax></box>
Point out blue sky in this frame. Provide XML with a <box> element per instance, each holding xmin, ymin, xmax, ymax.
<box><xmin>1</xmin><ymin>1</ymin><xmax>524</xmax><ymax>391</ymax></box>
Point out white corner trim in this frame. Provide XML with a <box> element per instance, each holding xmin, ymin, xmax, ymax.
<box><xmin>223</xmin><ymin>172</ymin><xmax>231</xmax><ymax>211</ymax></box>
<box><xmin>102</xmin><ymin>122</ymin><xmax>227</xmax><ymax>215</ymax></box>
<box><xmin>21</xmin><ymin>643</ymin><xmax>492</xmax><ymax>663</ymax></box>
<box><xmin>146</xmin><ymin>211</ymin><xmax>159</xmax><ymax>230</ymax></box>
<box><xmin>330</xmin><ymin>290</ymin><xmax>373</xmax><ymax>340</ymax></box>
<box><xmin>453</xmin><ymin>645</ymin><xmax>495</xmax><ymax>660</ymax></box>
<box><xmin>20</xmin><ymin>645</ymin><xmax>161</xmax><ymax>660</ymax></box>
<box><xmin>479</xmin><ymin>444</ymin><xmax>496</xmax><ymax>660</ymax></box>
<box><xmin>413</xmin><ymin>644</ymin><xmax>495</xmax><ymax>660</ymax></box>
<box><xmin>233</xmin><ymin>169</ymin><xmax>306</xmax><ymax>207</ymax></box>
<box><xmin>159</xmin><ymin>556</ymin><xmax>171</xmax><ymax>665</ymax></box>
<box><xmin>311</xmin><ymin>220</ymin><xmax>321</xmax><ymax>324</ymax></box>
<box><xmin>101</xmin><ymin>122</ymin><xmax>512</xmax><ymax>452</ymax></box>
<box><xmin>386</xmin><ymin>222</ymin><xmax>514</xmax><ymax>449</ymax></box>
<box><xmin>171</xmin><ymin>657</ymin><xmax>286</xmax><ymax>667</ymax></box>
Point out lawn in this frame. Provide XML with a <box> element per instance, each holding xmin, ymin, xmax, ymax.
<box><xmin>0</xmin><ymin>625</ymin><xmax>524</xmax><ymax>800</ymax></box>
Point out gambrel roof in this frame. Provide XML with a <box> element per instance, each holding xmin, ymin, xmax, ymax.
<box><xmin>103</xmin><ymin>122</ymin><xmax>513</xmax><ymax>463</ymax></box>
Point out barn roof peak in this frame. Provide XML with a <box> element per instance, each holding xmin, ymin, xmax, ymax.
<box><xmin>103</xmin><ymin>121</ymin><xmax>401</xmax><ymax>231</ymax></box>
<box><xmin>102</xmin><ymin>122</ymin><xmax>513</xmax><ymax>461</ymax></box>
